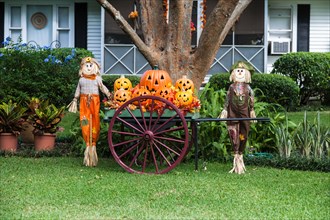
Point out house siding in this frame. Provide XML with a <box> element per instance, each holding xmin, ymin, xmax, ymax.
<box><xmin>87</xmin><ymin>0</ymin><xmax>101</xmax><ymax>62</ymax></box>
<box><xmin>269</xmin><ymin>0</ymin><xmax>330</xmax><ymax>52</ymax></box>
<box><xmin>310</xmin><ymin>1</ymin><xmax>330</xmax><ymax>52</ymax></box>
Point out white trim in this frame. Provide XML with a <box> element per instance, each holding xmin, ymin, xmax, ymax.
<box><xmin>101</xmin><ymin>7</ymin><xmax>105</xmax><ymax>74</ymax></box>
<box><xmin>4</xmin><ymin>0</ymin><xmax>74</xmax><ymax>47</ymax></box>
<box><xmin>264</xmin><ymin>0</ymin><xmax>268</xmax><ymax>72</ymax></box>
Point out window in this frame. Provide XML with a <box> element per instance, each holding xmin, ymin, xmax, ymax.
<box><xmin>268</xmin><ymin>7</ymin><xmax>292</xmax><ymax>41</ymax></box>
<box><xmin>9</xmin><ymin>6</ymin><xmax>22</xmax><ymax>42</ymax></box>
<box><xmin>57</xmin><ymin>6</ymin><xmax>70</xmax><ymax>47</ymax></box>
<box><xmin>104</xmin><ymin>0</ymin><xmax>137</xmax><ymax>44</ymax></box>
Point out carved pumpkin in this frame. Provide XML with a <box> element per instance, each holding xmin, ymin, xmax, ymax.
<box><xmin>131</xmin><ymin>86</ymin><xmax>151</xmax><ymax>106</ymax></box>
<box><xmin>175</xmin><ymin>75</ymin><xmax>194</xmax><ymax>92</ymax></box>
<box><xmin>139</xmin><ymin>65</ymin><xmax>172</xmax><ymax>93</ymax></box>
<box><xmin>175</xmin><ymin>90</ymin><xmax>193</xmax><ymax>106</ymax></box>
<box><xmin>114</xmin><ymin>75</ymin><xmax>132</xmax><ymax>92</ymax></box>
<box><xmin>114</xmin><ymin>88</ymin><xmax>131</xmax><ymax>106</ymax></box>
<box><xmin>156</xmin><ymin>86</ymin><xmax>175</xmax><ymax>101</ymax></box>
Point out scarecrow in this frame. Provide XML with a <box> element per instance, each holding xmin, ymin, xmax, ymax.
<box><xmin>67</xmin><ymin>57</ymin><xmax>111</xmax><ymax>167</ymax></box>
<box><xmin>219</xmin><ymin>61</ymin><xmax>256</xmax><ymax>174</ymax></box>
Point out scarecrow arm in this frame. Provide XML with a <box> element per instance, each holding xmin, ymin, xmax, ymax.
<box><xmin>218</xmin><ymin>89</ymin><xmax>230</xmax><ymax>118</ymax></box>
<box><xmin>97</xmin><ymin>77</ymin><xmax>112</xmax><ymax>99</ymax></box>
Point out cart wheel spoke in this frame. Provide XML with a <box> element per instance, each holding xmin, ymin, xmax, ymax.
<box><xmin>115</xmin><ymin>116</ymin><xmax>143</xmax><ymax>134</ymax></box>
<box><xmin>108</xmin><ymin>96</ymin><xmax>189</xmax><ymax>174</ymax></box>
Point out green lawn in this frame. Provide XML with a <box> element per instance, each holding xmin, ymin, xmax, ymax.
<box><xmin>1</xmin><ymin>157</ymin><xmax>329</xmax><ymax>219</ymax></box>
<box><xmin>287</xmin><ymin>111</ymin><xmax>330</xmax><ymax>127</ymax></box>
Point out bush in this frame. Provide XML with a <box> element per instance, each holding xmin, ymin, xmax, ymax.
<box><xmin>208</xmin><ymin>72</ymin><xmax>300</xmax><ymax>110</ymax></box>
<box><xmin>0</xmin><ymin>37</ymin><xmax>93</xmax><ymax>107</ymax></box>
<box><xmin>271</xmin><ymin>52</ymin><xmax>330</xmax><ymax>105</ymax></box>
<box><xmin>245</xmin><ymin>155</ymin><xmax>330</xmax><ymax>172</ymax></box>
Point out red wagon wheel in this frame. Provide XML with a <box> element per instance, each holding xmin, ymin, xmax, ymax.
<box><xmin>108</xmin><ymin>95</ymin><xmax>189</xmax><ymax>174</ymax></box>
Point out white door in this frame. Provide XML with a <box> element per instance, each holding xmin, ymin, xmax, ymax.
<box><xmin>27</xmin><ymin>5</ymin><xmax>52</xmax><ymax>47</ymax></box>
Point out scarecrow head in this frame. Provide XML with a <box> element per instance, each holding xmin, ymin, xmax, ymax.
<box><xmin>79</xmin><ymin>57</ymin><xmax>100</xmax><ymax>76</ymax></box>
<box><xmin>229</xmin><ymin>61</ymin><xmax>254</xmax><ymax>83</ymax></box>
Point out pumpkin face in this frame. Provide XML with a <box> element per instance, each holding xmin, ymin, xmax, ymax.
<box><xmin>114</xmin><ymin>88</ymin><xmax>131</xmax><ymax>106</ymax></box>
<box><xmin>156</xmin><ymin>86</ymin><xmax>174</xmax><ymax>101</ymax></box>
<box><xmin>131</xmin><ymin>86</ymin><xmax>151</xmax><ymax>105</ymax></box>
<box><xmin>175</xmin><ymin>75</ymin><xmax>194</xmax><ymax>92</ymax></box>
<box><xmin>175</xmin><ymin>90</ymin><xmax>193</xmax><ymax>106</ymax></box>
<box><xmin>139</xmin><ymin>66</ymin><xmax>172</xmax><ymax>93</ymax></box>
<box><xmin>114</xmin><ymin>75</ymin><xmax>132</xmax><ymax>92</ymax></box>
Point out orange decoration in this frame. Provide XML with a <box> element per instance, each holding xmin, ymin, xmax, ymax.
<box><xmin>139</xmin><ymin>66</ymin><xmax>172</xmax><ymax>93</ymax></box>
<box><xmin>175</xmin><ymin>90</ymin><xmax>193</xmax><ymax>107</ymax></box>
<box><xmin>201</xmin><ymin>0</ymin><xmax>207</xmax><ymax>29</ymax></box>
<box><xmin>175</xmin><ymin>75</ymin><xmax>195</xmax><ymax>92</ymax></box>
<box><xmin>131</xmin><ymin>86</ymin><xmax>151</xmax><ymax>106</ymax></box>
<box><xmin>114</xmin><ymin>75</ymin><xmax>132</xmax><ymax>92</ymax></box>
<box><xmin>114</xmin><ymin>88</ymin><xmax>131</xmax><ymax>106</ymax></box>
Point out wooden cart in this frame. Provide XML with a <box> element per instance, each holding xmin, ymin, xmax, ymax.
<box><xmin>104</xmin><ymin>95</ymin><xmax>269</xmax><ymax>174</ymax></box>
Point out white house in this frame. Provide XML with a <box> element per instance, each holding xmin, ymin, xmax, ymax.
<box><xmin>1</xmin><ymin>0</ymin><xmax>329</xmax><ymax>78</ymax></box>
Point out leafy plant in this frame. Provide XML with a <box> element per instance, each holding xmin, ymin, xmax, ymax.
<box><xmin>293</xmin><ymin>111</ymin><xmax>314</xmax><ymax>158</ymax></box>
<box><xmin>0</xmin><ymin>36</ymin><xmax>93</xmax><ymax>107</ymax></box>
<box><xmin>28</xmin><ymin>100</ymin><xmax>65</xmax><ymax>135</ymax></box>
<box><xmin>208</xmin><ymin>72</ymin><xmax>300</xmax><ymax>110</ymax></box>
<box><xmin>272</xmin><ymin>113</ymin><xmax>295</xmax><ymax>158</ymax></box>
<box><xmin>193</xmin><ymin>84</ymin><xmax>231</xmax><ymax>161</ymax></box>
<box><xmin>0</xmin><ymin>100</ymin><xmax>27</xmax><ymax>135</ymax></box>
<box><xmin>271</xmin><ymin>52</ymin><xmax>330</xmax><ymax>105</ymax></box>
<box><xmin>311</xmin><ymin>112</ymin><xmax>330</xmax><ymax>158</ymax></box>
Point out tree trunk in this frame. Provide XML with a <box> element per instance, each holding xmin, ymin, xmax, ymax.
<box><xmin>96</xmin><ymin>0</ymin><xmax>252</xmax><ymax>90</ymax></box>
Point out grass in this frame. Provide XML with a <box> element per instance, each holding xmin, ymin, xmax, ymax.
<box><xmin>286</xmin><ymin>111</ymin><xmax>330</xmax><ymax>127</ymax></box>
<box><xmin>1</xmin><ymin>157</ymin><xmax>329</xmax><ymax>219</ymax></box>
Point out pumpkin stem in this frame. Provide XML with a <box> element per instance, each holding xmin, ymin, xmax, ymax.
<box><xmin>153</xmin><ymin>65</ymin><xmax>159</xmax><ymax>70</ymax></box>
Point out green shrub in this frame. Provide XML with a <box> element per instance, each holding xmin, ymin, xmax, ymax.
<box><xmin>208</xmin><ymin>73</ymin><xmax>300</xmax><ymax>110</ymax></box>
<box><xmin>245</xmin><ymin>155</ymin><xmax>330</xmax><ymax>172</ymax></box>
<box><xmin>0</xmin><ymin>37</ymin><xmax>93</xmax><ymax>107</ymax></box>
<box><xmin>271</xmin><ymin>52</ymin><xmax>330</xmax><ymax>105</ymax></box>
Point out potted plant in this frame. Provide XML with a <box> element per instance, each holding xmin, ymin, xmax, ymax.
<box><xmin>20</xmin><ymin>97</ymin><xmax>42</xmax><ymax>144</ymax></box>
<box><xmin>0</xmin><ymin>100</ymin><xmax>27</xmax><ymax>152</ymax></box>
<box><xmin>27</xmin><ymin>99</ymin><xmax>65</xmax><ymax>151</ymax></box>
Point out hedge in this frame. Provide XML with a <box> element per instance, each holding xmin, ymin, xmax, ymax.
<box><xmin>271</xmin><ymin>52</ymin><xmax>330</xmax><ymax>105</ymax></box>
<box><xmin>0</xmin><ymin>40</ymin><xmax>93</xmax><ymax>107</ymax></box>
<box><xmin>208</xmin><ymin>72</ymin><xmax>300</xmax><ymax>110</ymax></box>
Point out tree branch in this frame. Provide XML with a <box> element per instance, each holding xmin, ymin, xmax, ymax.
<box><xmin>96</xmin><ymin>0</ymin><xmax>159</xmax><ymax>66</ymax></box>
<box><xmin>191</xmin><ymin>0</ymin><xmax>252</xmax><ymax>86</ymax></box>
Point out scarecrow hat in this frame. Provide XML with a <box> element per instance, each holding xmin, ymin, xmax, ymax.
<box><xmin>230</xmin><ymin>61</ymin><xmax>255</xmax><ymax>75</ymax></box>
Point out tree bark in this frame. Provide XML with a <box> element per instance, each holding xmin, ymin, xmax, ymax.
<box><xmin>96</xmin><ymin>0</ymin><xmax>252</xmax><ymax>90</ymax></box>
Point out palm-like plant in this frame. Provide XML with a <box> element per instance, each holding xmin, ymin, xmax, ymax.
<box><xmin>27</xmin><ymin>100</ymin><xmax>65</xmax><ymax>135</ymax></box>
<box><xmin>0</xmin><ymin>100</ymin><xmax>27</xmax><ymax>136</ymax></box>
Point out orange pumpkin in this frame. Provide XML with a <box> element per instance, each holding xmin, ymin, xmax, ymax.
<box><xmin>131</xmin><ymin>86</ymin><xmax>151</xmax><ymax>106</ymax></box>
<box><xmin>114</xmin><ymin>88</ymin><xmax>131</xmax><ymax>106</ymax></box>
<box><xmin>175</xmin><ymin>75</ymin><xmax>194</xmax><ymax>92</ymax></box>
<box><xmin>114</xmin><ymin>75</ymin><xmax>132</xmax><ymax>92</ymax></box>
<box><xmin>175</xmin><ymin>90</ymin><xmax>193</xmax><ymax>106</ymax></box>
<box><xmin>156</xmin><ymin>86</ymin><xmax>175</xmax><ymax>101</ymax></box>
<box><xmin>139</xmin><ymin>65</ymin><xmax>172</xmax><ymax>93</ymax></box>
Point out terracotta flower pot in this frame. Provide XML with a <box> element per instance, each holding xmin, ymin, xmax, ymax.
<box><xmin>0</xmin><ymin>133</ymin><xmax>18</xmax><ymax>152</ymax></box>
<box><xmin>20</xmin><ymin>122</ymin><xmax>35</xmax><ymax>144</ymax></box>
<box><xmin>34</xmin><ymin>133</ymin><xmax>56</xmax><ymax>151</ymax></box>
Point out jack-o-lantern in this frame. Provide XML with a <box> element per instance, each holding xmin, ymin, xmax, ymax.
<box><xmin>114</xmin><ymin>75</ymin><xmax>132</xmax><ymax>92</ymax></box>
<box><xmin>139</xmin><ymin>65</ymin><xmax>172</xmax><ymax>93</ymax></box>
<box><xmin>156</xmin><ymin>86</ymin><xmax>174</xmax><ymax>101</ymax></box>
<box><xmin>175</xmin><ymin>75</ymin><xmax>194</xmax><ymax>92</ymax></box>
<box><xmin>175</xmin><ymin>90</ymin><xmax>193</xmax><ymax>106</ymax></box>
<box><xmin>131</xmin><ymin>86</ymin><xmax>151</xmax><ymax>106</ymax></box>
<box><xmin>114</xmin><ymin>88</ymin><xmax>131</xmax><ymax>106</ymax></box>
